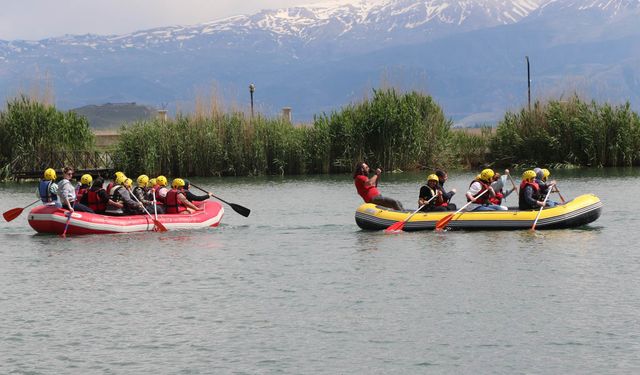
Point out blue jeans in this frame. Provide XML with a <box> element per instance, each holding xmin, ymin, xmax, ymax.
<box><xmin>472</xmin><ymin>204</ymin><xmax>505</xmax><ymax>211</ymax></box>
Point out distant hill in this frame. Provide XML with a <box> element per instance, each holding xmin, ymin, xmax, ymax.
<box><xmin>72</xmin><ymin>102</ymin><xmax>156</xmax><ymax>129</ymax></box>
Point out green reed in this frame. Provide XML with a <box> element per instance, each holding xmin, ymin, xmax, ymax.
<box><xmin>491</xmin><ymin>96</ymin><xmax>640</xmax><ymax>167</ymax></box>
<box><xmin>0</xmin><ymin>95</ymin><xmax>95</xmax><ymax>179</ymax></box>
<box><xmin>114</xmin><ymin>89</ymin><xmax>455</xmax><ymax>177</ymax></box>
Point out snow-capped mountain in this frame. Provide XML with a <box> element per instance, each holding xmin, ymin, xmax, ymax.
<box><xmin>1</xmin><ymin>0</ymin><xmax>639</xmax><ymax>124</ymax></box>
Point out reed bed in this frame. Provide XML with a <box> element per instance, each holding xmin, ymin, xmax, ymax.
<box><xmin>491</xmin><ymin>96</ymin><xmax>640</xmax><ymax>167</ymax></box>
<box><xmin>0</xmin><ymin>95</ymin><xmax>94</xmax><ymax>179</ymax></box>
<box><xmin>114</xmin><ymin>89</ymin><xmax>454</xmax><ymax>176</ymax></box>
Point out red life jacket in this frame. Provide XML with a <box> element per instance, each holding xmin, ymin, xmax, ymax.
<box><xmin>519</xmin><ymin>180</ymin><xmax>539</xmax><ymax>193</ymax></box>
<box><xmin>154</xmin><ymin>185</ymin><xmax>166</xmax><ymax>204</ymax></box>
<box><xmin>87</xmin><ymin>189</ymin><xmax>107</xmax><ymax>213</ymax></box>
<box><xmin>77</xmin><ymin>186</ymin><xmax>89</xmax><ymax>203</ymax></box>
<box><xmin>467</xmin><ymin>179</ymin><xmax>491</xmax><ymax>205</ymax></box>
<box><xmin>165</xmin><ymin>189</ymin><xmax>187</xmax><ymax>214</ymax></box>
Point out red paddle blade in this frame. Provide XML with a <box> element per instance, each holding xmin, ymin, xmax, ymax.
<box><xmin>3</xmin><ymin>207</ymin><xmax>23</xmax><ymax>222</ymax></box>
<box><xmin>435</xmin><ymin>214</ymin><xmax>454</xmax><ymax>230</ymax></box>
<box><xmin>384</xmin><ymin>221</ymin><xmax>406</xmax><ymax>233</ymax></box>
<box><xmin>153</xmin><ymin>220</ymin><xmax>168</xmax><ymax>232</ymax></box>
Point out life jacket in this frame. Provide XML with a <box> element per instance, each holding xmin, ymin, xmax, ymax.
<box><xmin>519</xmin><ymin>180</ymin><xmax>540</xmax><ymax>210</ymax></box>
<box><xmin>87</xmin><ymin>188</ymin><xmax>107</xmax><ymax>213</ymax></box>
<box><xmin>109</xmin><ymin>185</ymin><xmax>123</xmax><ymax>202</ymax></box>
<box><xmin>38</xmin><ymin>180</ymin><xmax>58</xmax><ymax>204</ymax></box>
<box><xmin>77</xmin><ymin>184</ymin><xmax>89</xmax><ymax>203</ymax></box>
<box><xmin>106</xmin><ymin>182</ymin><xmax>114</xmax><ymax>194</ymax></box>
<box><xmin>165</xmin><ymin>189</ymin><xmax>188</xmax><ymax>214</ymax></box>
<box><xmin>423</xmin><ymin>185</ymin><xmax>447</xmax><ymax>208</ymax></box>
<box><xmin>132</xmin><ymin>186</ymin><xmax>146</xmax><ymax>202</ymax></box>
<box><xmin>154</xmin><ymin>186</ymin><xmax>167</xmax><ymax>204</ymax></box>
<box><xmin>467</xmin><ymin>179</ymin><xmax>490</xmax><ymax>205</ymax></box>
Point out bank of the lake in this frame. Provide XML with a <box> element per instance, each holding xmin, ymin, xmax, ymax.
<box><xmin>1</xmin><ymin>169</ymin><xmax>639</xmax><ymax>374</ymax></box>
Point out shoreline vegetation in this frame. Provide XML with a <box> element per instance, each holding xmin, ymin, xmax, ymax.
<box><xmin>2</xmin><ymin>89</ymin><xmax>640</xmax><ymax>181</ymax></box>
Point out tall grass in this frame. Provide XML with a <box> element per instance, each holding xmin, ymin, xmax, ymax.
<box><xmin>114</xmin><ymin>89</ymin><xmax>455</xmax><ymax>176</ymax></box>
<box><xmin>0</xmin><ymin>95</ymin><xmax>95</xmax><ymax>179</ymax></box>
<box><xmin>491</xmin><ymin>96</ymin><xmax>640</xmax><ymax>167</ymax></box>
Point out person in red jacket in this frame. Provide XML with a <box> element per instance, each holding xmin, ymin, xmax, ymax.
<box><xmin>353</xmin><ymin>162</ymin><xmax>404</xmax><ymax>211</ymax></box>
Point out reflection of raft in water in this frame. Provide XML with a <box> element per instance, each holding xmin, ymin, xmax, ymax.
<box><xmin>355</xmin><ymin>194</ymin><xmax>602</xmax><ymax>231</ymax></box>
<box><xmin>28</xmin><ymin>201</ymin><xmax>223</xmax><ymax>235</ymax></box>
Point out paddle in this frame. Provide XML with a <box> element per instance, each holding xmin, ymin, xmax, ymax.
<box><xmin>190</xmin><ymin>183</ymin><xmax>251</xmax><ymax>217</ymax></box>
<box><xmin>61</xmin><ymin>200</ymin><xmax>77</xmax><ymax>238</ymax></box>
<box><xmin>3</xmin><ymin>199</ymin><xmax>40</xmax><ymax>222</ymax></box>
<box><xmin>152</xmin><ymin>189</ymin><xmax>158</xmax><ymax>220</ymax></box>
<box><xmin>385</xmin><ymin>195</ymin><xmax>437</xmax><ymax>233</ymax></box>
<box><xmin>552</xmin><ymin>184</ymin><xmax>566</xmax><ymax>203</ymax></box>
<box><xmin>531</xmin><ymin>187</ymin><xmax>553</xmax><ymax>231</ymax></box>
<box><xmin>435</xmin><ymin>189</ymin><xmax>488</xmax><ymax>231</ymax></box>
<box><xmin>130</xmin><ymin>189</ymin><xmax>167</xmax><ymax>232</ymax></box>
<box><xmin>504</xmin><ymin>169</ymin><xmax>518</xmax><ymax>198</ymax></box>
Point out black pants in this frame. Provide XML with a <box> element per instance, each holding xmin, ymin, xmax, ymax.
<box><xmin>63</xmin><ymin>201</ymin><xmax>95</xmax><ymax>213</ymax></box>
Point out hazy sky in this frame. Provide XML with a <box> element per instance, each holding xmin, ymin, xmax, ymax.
<box><xmin>0</xmin><ymin>0</ymin><xmax>318</xmax><ymax>40</ymax></box>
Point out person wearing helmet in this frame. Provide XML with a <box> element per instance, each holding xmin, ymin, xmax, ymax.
<box><xmin>154</xmin><ymin>175</ymin><xmax>169</xmax><ymax>204</ymax></box>
<box><xmin>120</xmin><ymin>178</ymin><xmax>147</xmax><ymax>215</ymax></box>
<box><xmin>519</xmin><ymin>169</ymin><xmax>548</xmax><ymax>210</ymax></box>
<box><xmin>106</xmin><ymin>171</ymin><xmax>125</xmax><ymax>194</ymax></box>
<box><xmin>353</xmin><ymin>162</ymin><xmax>404</xmax><ymax>211</ymax></box>
<box><xmin>105</xmin><ymin>173</ymin><xmax>129</xmax><ymax>215</ymax></box>
<box><xmin>534</xmin><ymin>167</ymin><xmax>558</xmax><ymax>207</ymax></box>
<box><xmin>465</xmin><ymin>168</ymin><xmax>505</xmax><ymax>211</ymax></box>
<box><xmin>435</xmin><ymin>169</ymin><xmax>457</xmax><ymax>210</ymax></box>
<box><xmin>57</xmin><ymin>166</ymin><xmax>94</xmax><ymax>213</ymax></box>
<box><xmin>165</xmin><ymin>178</ymin><xmax>202</xmax><ymax>214</ymax></box>
<box><xmin>37</xmin><ymin>168</ymin><xmax>61</xmax><ymax>207</ymax></box>
<box><xmin>76</xmin><ymin>174</ymin><xmax>93</xmax><ymax>203</ymax></box>
<box><xmin>131</xmin><ymin>174</ymin><xmax>164</xmax><ymax>214</ymax></box>
<box><xmin>418</xmin><ymin>174</ymin><xmax>447</xmax><ymax>212</ymax></box>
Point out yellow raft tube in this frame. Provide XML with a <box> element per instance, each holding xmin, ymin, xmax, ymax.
<box><xmin>355</xmin><ymin>194</ymin><xmax>602</xmax><ymax>231</ymax></box>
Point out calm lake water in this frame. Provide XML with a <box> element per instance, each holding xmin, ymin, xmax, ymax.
<box><xmin>1</xmin><ymin>169</ymin><xmax>639</xmax><ymax>374</ymax></box>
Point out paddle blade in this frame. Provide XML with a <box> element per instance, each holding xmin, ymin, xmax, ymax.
<box><xmin>3</xmin><ymin>207</ymin><xmax>23</xmax><ymax>222</ymax></box>
<box><xmin>384</xmin><ymin>221</ymin><xmax>406</xmax><ymax>233</ymax></box>
<box><xmin>435</xmin><ymin>214</ymin><xmax>454</xmax><ymax>230</ymax></box>
<box><xmin>230</xmin><ymin>203</ymin><xmax>251</xmax><ymax>217</ymax></box>
<box><xmin>153</xmin><ymin>220</ymin><xmax>168</xmax><ymax>232</ymax></box>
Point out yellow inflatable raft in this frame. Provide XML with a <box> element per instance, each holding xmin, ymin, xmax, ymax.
<box><xmin>355</xmin><ymin>194</ymin><xmax>602</xmax><ymax>231</ymax></box>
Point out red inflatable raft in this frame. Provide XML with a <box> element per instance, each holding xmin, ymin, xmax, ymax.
<box><xmin>27</xmin><ymin>201</ymin><xmax>224</xmax><ymax>235</ymax></box>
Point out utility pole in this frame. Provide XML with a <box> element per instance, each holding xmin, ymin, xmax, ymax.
<box><xmin>526</xmin><ymin>56</ymin><xmax>531</xmax><ymax>111</ymax></box>
<box><xmin>249</xmin><ymin>83</ymin><xmax>255</xmax><ymax>119</ymax></box>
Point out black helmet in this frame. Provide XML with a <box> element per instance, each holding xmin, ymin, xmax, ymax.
<box><xmin>183</xmin><ymin>179</ymin><xmax>190</xmax><ymax>189</ymax></box>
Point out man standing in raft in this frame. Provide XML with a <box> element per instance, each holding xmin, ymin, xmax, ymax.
<box><xmin>353</xmin><ymin>162</ymin><xmax>404</xmax><ymax>211</ymax></box>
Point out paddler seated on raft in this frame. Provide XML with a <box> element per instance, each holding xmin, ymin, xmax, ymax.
<box><xmin>534</xmin><ymin>167</ymin><xmax>558</xmax><ymax>207</ymax></box>
<box><xmin>464</xmin><ymin>168</ymin><xmax>507</xmax><ymax>211</ymax></box>
<box><xmin>519</xmin><ymin>170</ymin><xmax>552</xmax><ymax>210</ymax></box>
<box><xmin>183</xmin><ymin>179</ymin><xmax>213</xmax><ymax>202</ymax></box>
<box><xmin>76</xmin><ymin>174</ymin><xmax>92</xmax><ymax>203</ymax></box>
<box><xmin>106</xmin><ymin>171</ymin><xmax>125</xmax><ymax>195</ymax></box>
<box><xmin>353</xmin><ymin>162</ymin><xmax>404</xmax><ymax>211</ymax></box>
<box><xmin>57</xmin><ymin>166</ymin><xmax>94</xmax><ymax>213</ymax></box>
<box><xmin>145</xmin><ymin>178</ymin><xmax>157</xmax><ymax>201</ymax></box>
<box><xmin>418</xmin><ymin>174</ymin><xmax>448</xmax><ymax>212</ymax></box>
<box><xmin>165</xmin><ymin>178</ymin><xmax>203</xmax><ymax>214</ymax></box>
<box><xmin>37</xmin><ymin>168</ymin><xmax>61</xmax><ymax>207</ymax></box>
<box><xmin>105</xmin><ymin>175</ymin><xmax>143</xmax><ymax>215</ymax></box>
<box><xmin>435</xmin><ymin>169</ymin><xmax>457</xmax><ymax>210</ymax></box>
<box><xmin>154</xmin><ymin>175</ymin><xmax>169</xmax><ymax>204</ymax></box>
<box><xmin>82</xmin><ymin>176</ymin><xmax>119</xmax><ymax>214</ymax></box>
<box><xmin>132</xmin><ymin>174</ymin><xmax>164</xmax><ymax>214</ymax></box>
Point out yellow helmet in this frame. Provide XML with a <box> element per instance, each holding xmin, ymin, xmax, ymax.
<box><xmin>480</xmin><ymin>168</ymin><xmax>494</xmax><ymax>182</ymax></box>
<box><xmin>427</xmin><ymin>174</ymin><xmax>439</xmax><ymax>182</ymax></box>
<box><xmin>147</xmin><ymin>178</ymin><xmax>157</xmax><ymax>188</ymax></box>
<box><xmin>115</xmin><ymin>174</ymin><xmax>127</xmax><ymax>185</ymax></box>
<box><xmin>522</xmin><ymin>170</ymin><xmax>537</xmax><ymax>181</ymax></box>
<box><xmin>123</xmin><ymin>178</ymin><xmax>133</xmax><ymax>188</ymax></box>
<box><xmin>81</xmin><ymin>174</ymin><xmax>93</xmax><ymax>185</ymax></box>
<box><xmin>172</xmin><ymin>178</ymin><xmax>185</xmax><ymax>189</ymax></box>
<box><xmin>114</xmin><ymin>171</ymin><xmax>125</xmax><ymax>179</ymax></box>
<box><xmin>157</xmin><ymin>175</ymin><xmax>168</xmax><ymax>187</ymax></box>
<box><xmin>137</xmin><ymin>174</ymin><xmax>149</xmax><ymax>187</ymax></box>
<box><xmin>542</xmin><ymin>168</ymin><xmax>550</xmax><ymax>180</ymax></box>
<box><xmin>44</xmin><ymin>168</ymin><xmax>57</xmax><ymax>181</ymax></box>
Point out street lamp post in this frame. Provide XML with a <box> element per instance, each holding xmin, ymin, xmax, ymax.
<box><xmin>525</xmin><ymin>56</ymin><xmax>531</xmax><ymax>111</ymax></box>
<box><xmin>249</xmin><ymin>83</ymin><xmax>255</xmax><ymax>118</ymax></box>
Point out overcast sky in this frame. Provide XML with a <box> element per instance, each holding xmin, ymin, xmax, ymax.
<box><xmin>0</xmin><ymin>0</ymin><xmax>318</xmax><ymax>40</ymax></box>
